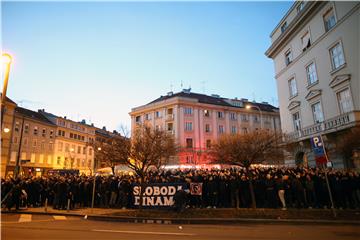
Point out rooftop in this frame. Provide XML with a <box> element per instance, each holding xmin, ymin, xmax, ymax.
<box><xmin>146</xmin><ymin>90</ymin><xmax>278</xmax><ymax>112</ymax></box>
<box><xmin>15</xmin><ymin>107</ymin><xmax>56</xmax><ymax>125</ymax></box>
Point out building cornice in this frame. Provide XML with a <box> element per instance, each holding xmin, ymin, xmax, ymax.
<box><xmin>265</xmin><ymin>1</ymin><xmax>325</xmax><ymax>59</ymax></box>
<box><xmin>329</xmin><ymin>74</ymin><xmax>351</xmax><ymax>88</ymax></box>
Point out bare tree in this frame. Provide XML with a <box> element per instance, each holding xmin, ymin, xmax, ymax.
<box><xmin>126</xmin><ymin>125</ymin><xmax>176</xmax><ymax>208</ymax></box>
<box><xmin>211</xmin><ymin>129</ymin><xmax>283</xmax><ymax>208</ymax></box>
<box><xmin>93</xmin><ymin>133</ymin><xmax>131</xmax><ymax>174</ymax></box>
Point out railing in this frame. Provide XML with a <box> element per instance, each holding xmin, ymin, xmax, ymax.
<box><xmin>286</xmin><ymin>111</ymin><xmax>357</xmax><ymax>141</ymax></box>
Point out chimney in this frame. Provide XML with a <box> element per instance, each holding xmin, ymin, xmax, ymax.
<box><xmin>102</xmin><ymin>126</ymin><xmax>106</xmax><ymax>131</ymax></box>
<box><xmin>81</xmin><ymin>119</ymin><xmax>86</xmax><ymax>124</ymax></box>
<box><xmin>64</xmin><ymin>116</ymin><xmax>67</xmax><ymax>119</ymax></box>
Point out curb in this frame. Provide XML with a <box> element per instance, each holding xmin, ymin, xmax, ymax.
<box><xmin>2</xmin><ymin>210</ymin><xmax>360</xmax><ymax>225</ymax></box>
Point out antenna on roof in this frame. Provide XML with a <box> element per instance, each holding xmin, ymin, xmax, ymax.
<box><xmin>180</xmin><ymin>80</ymin><xmax>183</xmax><ymax>89</ymax></box>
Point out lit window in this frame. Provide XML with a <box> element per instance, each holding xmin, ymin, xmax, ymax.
<box><xmin>306</xmin><ymin>62</ymin><xmax>318</xmax><ymax>85</ymax></box>
<box><xmin>324</xmin><ymin>8</ymin><xmax>336</xmax><ymax>32</ymax></box>
<box><xmin>337</xmin><ymin>88</ymin><xmax>353</xmax><ymax>114</ymax></box>
<box><xmin>204</xmin><ymin>109</ymin><xmax>210</xmax><ymax>117</ymax></box>
<box><xmin>312</xmin><ymin>102</ymin><xmax>324</xmax><ymax>123</ymax></box>
<box><xmin>329</xmin><ymin>42</ymin><xmax>345</xmax><ymax>70</ymax></box>
<box><xmin>288</xmin><ymin>78</ymin><xmax>298</xmax><ymax>97</ymax></box>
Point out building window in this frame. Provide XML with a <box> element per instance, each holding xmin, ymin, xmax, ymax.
<box><xmin>297</xmin><ymin>1</ymin><xmax>305</xmax><ymax>13</ymax></box>
<box><xmin>41</xmin><ymin>141</ymin><xmax>45</xmax><ymax>150</ymax></box>
<box><xmin>301</xmin><ymin>31</ymin><xmax>311</xmax><ymax>51</ymax></box>
<box><xmin>167</xmin><ymin>123</ymin><xmax>173</xmax><ymax>131</ymax></box>
<box><xmin>186</xmin><ymin>138</ymin><xmax>193</xmax><ymax>148</ymax></box>
<box><xmin>185</xmin><ymin>122</ymin><xmax>193</xmax><ymax>131</ymax></box>
<box><xmin>83</xmin><ymin>147</ymin><xmax>86</xmax><ymax>154</ymax></box>
<box><xmin>217</xmin><ymin>111</ymin><xmax>224</xmax><ymax>119</ymax></box>
<box><xmin>15</xmin><ymin>122</ymin><xmax>20</xmax><ymax>132</ymax></box>
<box><xmin>89</xmin><ymin>148</ymin><xmax>92</xmax><ymax>156</ymax></box>
<box><xmin>50</xmin><ymin>130</ymin><xmax>54</xmax><ymax>138</ymax></box>
<box><xmin>285</xmin><ymin>49</ymin><xmax>292</xmax><ymax>66</ymax></box>
<box><xmin>184</xmin><ymin>107</ymin><xmax>193</xmax><ymax>115</ymax></box>
<box><xmin>65</xmin><ymin>143</ymin><xmax>69</xmax><ymax>152</ymax></box>
<box><xmin>337</xmin><ymin>88</ymin><xmax>353</xmax><ymax>114</ymax></box>
<box><xmin>288</xmin><ymin>78</ymin><xmax>297</xmax><ymax>97</ymax></box>
<box><xmin>324</xmin><ymin>8</ymin><xmax>336</xmax><ymax>32</ymax></box>
<box><xmin>135</xmin><ymin>116</ymin><xmax>141</xmax><ymax>123</ymax></box>
<box><xmin>33</xmin><ymin>139</ymin><xmax>37</xmax><ymax>147</ymax></box>
<box><xmin>231</xmin><ymin>126</ymin><xmax>237</xmax><ymax>134</ymax></box>
<box><xmin>329</xmin><ymin>42</ymin><xmax>345</xmax><ymax>70</ymax></box>
<box><xmin>155</xmin><ymin>111</ymin><xmax>162</xmax><ymax>118</ymax></box>
<box><xmin>218</xmin><ymin>125</ymin><xmax>224</xmax><ymax>134</ymax></box>
<box><xmin>57</xmin><ymin>156</ymin><xmax>61</xmax><ymax>165</ymax></box>
<box><xmin>77</xmin><ymin>146</ymin><xmax>81</xmax><ymax>154</ymax></box>
<box><xmin>204</xmin><ymin>109</ymin><xmax>210</xmax><ymax>117</ymax></box>
<box><xmin>13</xmin><ymin>136</ymin><xmax>18</xmax><ymax>144</ymax></box>
<box><xmin>306</xmin><ymin>62</ymin><xmax>318</xmax><ymax>85</ymax></box>
<box><xmin>206</xmin><ymin>139</ymin><xmax>211</xmax><ymax>149</ymax></box>
<box><xmin>281</xmin><ymin>21</ymin><xmax>287</xmax><ymax>33</ymax></box>
<box><xmin>242</xmin><ymin>127</ymin><xmax>248</xmax><ymax>134</ymax></box>
<box><xmin>49</xmin><ymin>142</ymin><xmax>53</xmax><ymax>151</ymax></box>
<box><xmin>23</xmin><ymin>138</ymin><xmax>28</xmax><ymax>146</ymax></box>
<box><xmin>145</xmin><ymin>113</ymin><xmax>152</xmax><ymax>120</ymax></box>
<box><xmin>205</xmin><ymin>124</ymin><xmax>211</xmax><ymax>133</ymax></box>
<box><xmin>42</xmin><ymin>128</ymin><xmax>46</xmax><ymax>137</ymax></box>
<box><xmin>229</xmin><ymin>112</ymin><xmax>237</xmax><ymax>120</ymax></box>
<box><xmin>292</xmin><ymin>112</ymin><xmax>301</xmax><ymax>131</ymax></box>
<box><xmin>312</xmin><ymin>102</ymin><xmax>324</xmax><ymax>123</ymax></box>
<box><xmin>253</xmin><ymin>115</ymin><xmax>260</xmax><ymax>123</ymax></box>
<box><xmin>241</xmin><ymin>114</ymin><xmax>249</xmax><ymax>122</ymax></box>
<box><xmin>33</xmin><ymin>126</ymin><xmax>38</xmax><ymax>135</ymax></box>
<box><xmin>24</xmin><ymin>124</ymin><xmax>29</xmax><ymax>134</ymax></box>
<box><xmin>58</xmin><ymin>142</ymin><xmax>63</xmax><ymax>151</ymax></box>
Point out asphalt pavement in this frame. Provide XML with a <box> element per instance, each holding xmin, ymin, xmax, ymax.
<box><xmin>2</xmin><ymin>213</ymin><xmax>360</xmax><ymax>240</ymax></box>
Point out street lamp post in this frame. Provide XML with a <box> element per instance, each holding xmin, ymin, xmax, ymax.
<box><xmin>1</xmin><ymin>53</ymin><xmax>13</xmax><ymax>127</ymax></box>
<box><xmin>246</xmin><ymin>104</ymin><xmax>263</xmax><ymax>129</ymax></box>
<box><xmin>91</xmin><ymin>147</ymin><xmax>101</xmax><ymax>210</ymax></box>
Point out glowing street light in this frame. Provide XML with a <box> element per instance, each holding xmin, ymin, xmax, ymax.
<box><xmin>245</xmin><ymin>104</ymin><xmax>263</xmax><ymax>129</ymax></box>
<box><xmin>3</xmin><ymin>127</ymin><xmax>10</xmax><ymax>133</ymax></box>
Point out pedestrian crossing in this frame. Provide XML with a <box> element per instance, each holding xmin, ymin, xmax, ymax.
<box><xmin>2</xmin><ymin>214</ymin><xmax>69</xmax><ymax>224</ymax></box>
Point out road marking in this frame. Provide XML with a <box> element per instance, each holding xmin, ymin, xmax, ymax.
<box><xmin>18</xmin><ymin>214</ymin><xmax>32</xmax><ymax>223</ymax></box>
<box><xmin>53</xmin><ymin>215</ymin><xmax>67</xmax><ymax>220</ymax></box>
<box><xmin>92</xmin><ymin>229</ymin><xmax>196</xmax><ymax>236</ymax></box>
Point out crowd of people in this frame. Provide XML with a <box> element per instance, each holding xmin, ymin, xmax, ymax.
<box><xmin>2</xmin><ymin>167</ymin><xmax>360</xmax><ymax>211</ymax></box>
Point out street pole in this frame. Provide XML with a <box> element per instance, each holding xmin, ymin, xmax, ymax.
<box><xmin>1</xmin><ymin>53</ymin><xmax>12</xmax><ymax>127</ymax></box>
<box><xmin>91</xmin><ymin>147</ymin><xmax>99</xmax><ymax>211</ymax></box>
<box><xmin>14</xmin><ymin>116</ymin><xmax>25</xmax><ymax>178</ymax></box>
<box><xmin>246</xmin><ymin>104</ymin><xmax>263</xmax><ymax>129</ymax></box>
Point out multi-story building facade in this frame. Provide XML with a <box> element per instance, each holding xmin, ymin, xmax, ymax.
<box><xmin>1</xmin><ymin>96</ymin><xmax>17</xmax><ymax>177</ymax></box>
<box><xmin>40</xmin><ymin>110</ymin><xmax>96</xmax><ymax>175</ymax></box>
<box><xmin>130</xmin><ymin>90</ymin><xmax>281</xmax><ymax>166</ymax></box>
<box><xmin>266</xmin><ymin>1</ymin><xmax>360</xmax><ymax>168</ymax></box>
<box><xmin>6</xmin><ymin>107</ymin><xmax>57</xmax><ymax>177</ymax></box>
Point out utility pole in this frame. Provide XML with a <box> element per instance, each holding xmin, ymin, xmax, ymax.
<box><xmin>14</xmin><ymin>116</ymin><xmax>25</xmax><ymax>178</ymax></box>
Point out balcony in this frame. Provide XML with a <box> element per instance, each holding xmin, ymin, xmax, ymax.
<box><xmin>166</xmin><ymin>114</ymin><xmax>174</xmax><ymax>121</ymax></box>
<box><xmin>286</xmin><ymin>111</ymin><xmax>359</xmax><ymax>142</ymax></box>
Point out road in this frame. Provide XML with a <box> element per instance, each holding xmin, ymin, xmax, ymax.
<box><xmin>1</xmin><ymin>213</ymin><xmax>360</xmax><ymax>240</ymax></box>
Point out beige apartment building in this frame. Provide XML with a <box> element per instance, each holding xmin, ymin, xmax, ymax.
<box><xmin>266</xmin><ymin>1</ymin><xmax>360</xmax><ymax>168</ymax></box>
<box><xmin>40</xmin><ymin>110</ymin><xmax>96</xmax><ymax>175</ymax></box>
<box><xmin>6</xmin><ymin>107</ymin><xmax>57</xmax><ymax>177</ymax></box>
<box><xmin>130</xmin><ymin>90</ymin><xmax>281</xmax><ymax>166</ymax></box>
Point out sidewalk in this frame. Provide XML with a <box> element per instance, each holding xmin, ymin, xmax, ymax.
<box><xmin>2</xmin><ymin>207</ymin><xmax>360</xmax><ymax>225</ymax></box>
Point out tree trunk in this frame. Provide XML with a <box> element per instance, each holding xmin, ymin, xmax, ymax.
<box><xmin>139</xmin><ymin>176</ymin><xmax>145</xmax><ymax>210</ymax></box>
<box><xmin>247</xmin><ymin>167</ymin><xmax>257</xmax><ymax>209</ymax></box>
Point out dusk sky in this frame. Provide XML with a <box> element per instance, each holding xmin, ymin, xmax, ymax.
<box><xmin>2</xmin><ymin>1</ymin><xmax>293</xmax><ymax>131</ymax></box>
